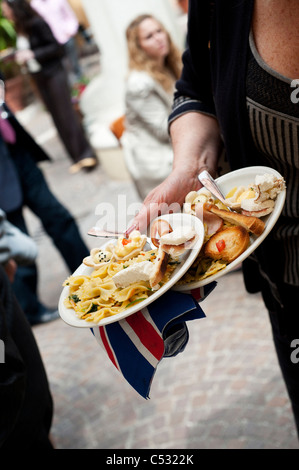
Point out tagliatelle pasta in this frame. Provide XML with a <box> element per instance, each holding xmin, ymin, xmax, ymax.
<box><xmin>63</xmin><ymin>249</ymin><xmax>177</xmax><ymax>323</ymax></box>
<box><xmin>177</xmin><ymin>252</ymin><xmax>226</xmax><ymax>285</ymax></box>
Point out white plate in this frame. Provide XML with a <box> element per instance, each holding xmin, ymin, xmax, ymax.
<box><xmin>173</xmin><ymin>166</ymin><xmax>286</xmax><ymax>291</ymax></box>
<box><xmin>58</xmin><ymin>213</ymin><xmax>205</xmax><ymax>328</ymax></box>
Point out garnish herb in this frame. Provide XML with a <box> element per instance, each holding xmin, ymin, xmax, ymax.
<box><xmin>126</xmin><ymin>298</ymin><xmax>147</xmax><ymax>308</ymax></box>
<box><xmin>89</xmin><ymin>303</ymin><xmax>98</xmax><ymax>313</ymax></box>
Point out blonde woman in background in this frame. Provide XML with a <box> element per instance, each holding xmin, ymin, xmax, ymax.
<box><xmin>121</xmin><ymin>14</ymin><xmax>182</xmax><ymax>200</ymax></box>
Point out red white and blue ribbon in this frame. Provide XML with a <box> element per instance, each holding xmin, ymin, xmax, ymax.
<box><xmin>91</xmin><ymin>282</ymin><xmax>216</xmax><ymax>399</ymax></box>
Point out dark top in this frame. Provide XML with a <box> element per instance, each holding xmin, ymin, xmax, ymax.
<box><xmin>26</xmin><ymin>16</ymin><xmax>65</xmax><ymax>77</ymax></box>
<box><xmin>0</xmin><ymin>72</ymin><xmax>50</xmax><ymax>211</ymax></box>
<box><xmin>168</xmin><ymin>0</ymin><xmax>299</xmax><ymax>315</ymax></box>
<box><xmin>169</xmin><ymin>0</ymin><xmax>257</xmax><ymax>170</ymax></box>
<box><xmin>246</xmin><ymin>32</ymin><xmax>299</xmax><ymax>285</ymax></box>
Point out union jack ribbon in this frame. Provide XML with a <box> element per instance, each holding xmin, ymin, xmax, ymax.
<box><xmin>91</xmin><ymin>282</ymin><xmax>217</xmax><ymax>399</ymax></box>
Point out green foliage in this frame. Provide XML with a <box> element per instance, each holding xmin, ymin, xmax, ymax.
<box><xmin>0</xmin><ymin>8</ymin><xmax>18</xmax><ymax>78</ymax></box>
<box><xmin>0</xmin><ymin>15</ymin><xmax>16</xmax><ymax>50</ymax></box>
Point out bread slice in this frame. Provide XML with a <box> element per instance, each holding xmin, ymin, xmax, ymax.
<box><xmin>204</xmin><ymin>226</ymin><xmax>250</xmax><ymax>263</ymax></box>
<box><xmin>149</xmin><ymin>247</ymin><xmax>169</xmax><ymax>288</ymax></box>
<box><xmin>205</xmin><ymin>203</ymin><xmax>265</xmax><ymax>236</ymax></box>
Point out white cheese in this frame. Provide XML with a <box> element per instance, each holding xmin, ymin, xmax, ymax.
<box><xmin>254</xmin><ymin>174</ymin><xmax>286</xmax><ymax>201</ymax></box>
<box><xmin>160</xmin><ymin>226</ymin><xmax>196</xmax><ymax>246</ymax></box>
<box><xmin>254</xmin><ymin>174</ymin><xmax>277</xmax><ymax>192</ymax></box>
<box><xmin>112</xmin><ymin>261</ymin><xmax>153</xmax><ymax>289</ymax></box>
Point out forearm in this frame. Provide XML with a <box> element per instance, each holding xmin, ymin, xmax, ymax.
<box><xmin>170</xmin><ymin>112</ymin><xmax>223</xmax><ymax>179</ymax></box>
<box><xmin>133</xmin><ymin>112</ymin><xmax>223</xmax><ymax>232</ymax></box>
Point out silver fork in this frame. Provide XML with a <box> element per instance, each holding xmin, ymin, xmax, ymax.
<box><xmin>87</xmin><ymin>228</ymin><xmax>125</xmax><ymax>238</ymax></box>
<box><xmin>198</xmin><ymin>170</ymin><xmax>233</xmax><ymax>212</ymax></box>
<box><xmin>88</xmin><ymin>223</ymin><xmax>139</xmax><ymax>239</ymax></box>
<box><xmin>87</xmin><ymin>226</ymin><xmax>152</xmax><ymax>248</ymax></box>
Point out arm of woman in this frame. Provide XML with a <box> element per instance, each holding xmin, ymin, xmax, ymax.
<box><xmin>130</xmin><ymin>0</ymin><xmax>222</xmax><ymax>232</ymax></box>
<box><xmin>133</xmin><ymin>111</ymin><xmax>223</xmax><ymax>232</ymax></box>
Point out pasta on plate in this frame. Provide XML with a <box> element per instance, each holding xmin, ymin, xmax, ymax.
<box><xmin>179</xmin><ymin>171</ymin><xmax>285</xmax><ymax>285</ymax></box>
<box><xmin>63</xmin><ymin>248</ymin><xmax>177</xmax><ymax>324</ymax></box>
<box><xmin>176</xmin><ymin>227</ymin><xmax>228</xmax><ymax>285</ymax></box>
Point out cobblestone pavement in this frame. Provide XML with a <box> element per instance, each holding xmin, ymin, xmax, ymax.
<box><xmin>16</xmin><ymin>62</ymin><xmax>299</xmax><ymax>450</ymax></box>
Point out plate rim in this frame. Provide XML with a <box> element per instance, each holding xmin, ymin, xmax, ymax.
<box><xmin>173</xmin><ymin>165</ymin><xmax>286</xmax><ymax>291</ymax></box>
<box><xmin>58</xmin><ymin>212</ymin><xmax>205</xmax><ymax>328</ymax></box>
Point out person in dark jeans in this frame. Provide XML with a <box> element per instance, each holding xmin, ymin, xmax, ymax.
<box><xmin>0</xmin><ymin>96</ymin><xmax>89</xmax><ymax>325</ymax></box>
<box><xmin>2</xmin><ymin>0</ymin><xmax>98</xmax><ymax>174</ymax></box>
<box><xmin>7</xmin><ymin>147</ymin><xmax>90</xmax><ymax>324</ymax></box>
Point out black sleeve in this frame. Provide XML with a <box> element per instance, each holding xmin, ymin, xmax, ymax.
<box><xmin>169</xmin><ymin>0</ymin><xmax>217</xmax><ymax>124</ymax></box>
<box><xmin>29</xmin><ymin>17</ymin><xmax>65</xmax><ymax>66</ymax></box>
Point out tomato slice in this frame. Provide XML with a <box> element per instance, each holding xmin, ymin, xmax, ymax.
<box><xmin>216</xmin><ymin>239</ymin><xmax>226</xmax><ymax>252</ymax></box>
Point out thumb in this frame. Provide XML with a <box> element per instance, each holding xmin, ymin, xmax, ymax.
<box><xmin>128</xmin><ymin>200</ymin><xmax>182</xmax><ymax>235</ymax></box>
<box><xmin>126</xmin><ymin>202</ymin><xmax>153</xmax><ymax>235</ymax></box>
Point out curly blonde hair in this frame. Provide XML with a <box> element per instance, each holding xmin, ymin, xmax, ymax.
<box><xmin>126</xmin><ymin>14</ymin><xmax>182</xmax><ymax>93</ymax></box>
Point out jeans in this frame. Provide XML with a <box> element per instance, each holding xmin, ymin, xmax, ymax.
<box><xmin>32</xmin><ymin>67</ymin><xmax>94</xmax><ymax>164</ymax></box>
<box><xmin>6</xmin><ymin>147</ymin><xmax>89</xmax><ymax>320</ymax></box>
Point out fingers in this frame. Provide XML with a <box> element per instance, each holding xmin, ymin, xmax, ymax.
<box><xmin>131</xmin><ymin>196</ymin><xmax>182</xmax><ymax>234</ymax></box>
<box><xmin>127</xmin><ymin>171</ymin><xmax>201</xmax><ymax>234</ymax></box>
<box><xmin>128</xmin><ymin>174</ymin><xmax>195</xmax><ymax>233</ymax></box>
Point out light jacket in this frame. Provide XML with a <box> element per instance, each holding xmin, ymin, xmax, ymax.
<box><xmin>122</xmin><ymin>70</ymin><xmax>174</xmax><ymax>199</ymax></box>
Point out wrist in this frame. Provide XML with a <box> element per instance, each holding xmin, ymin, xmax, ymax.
<box><xmin>197</xmin><ymin>163</ymin><xmax>217</xmax><ymax>179</ymax></box>
<box><xmin>173</xmin><ymin>155</ymin><xmax>218</xmax><ymax>180</ymax></box>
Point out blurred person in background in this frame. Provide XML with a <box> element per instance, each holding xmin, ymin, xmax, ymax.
<box><xmin>67</xmin><ymin>0</ymin><xmax>97</xmax><ymax>49</ymax></box>
<box><xmin>0</xmin><ymin>211</ymin><xmax>54</xmax><ymax>449</ymax></box>
<box><xmin>2</xmin><ymin>0</ymin><xmax>98</xmax><ymax>174</ymax></box>
<box><xmin>30</xmin><ymin>0</ymin><xmax>83</xmax><ymax>83</ymax></box>
<box><xmin>121</xmin><ymin>14</ymin><xmax>182</xmax><ymax>200</ymax></box>
<box><xmin>0</xmin><ymin>77</ymin><xmax>90</xmax><ymax>325</ymax></box>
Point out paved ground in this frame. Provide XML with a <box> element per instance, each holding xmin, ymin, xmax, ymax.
<box><xmin>15</xmin><ymin>55</ymin><xmax>299</xmax><ymax>450</ymax></box>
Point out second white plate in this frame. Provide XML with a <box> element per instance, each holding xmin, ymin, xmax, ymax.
<box><xmin>173</xmin><ymin>166</ymin><xmax>286</xmax><ymax>291</ymax></box>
